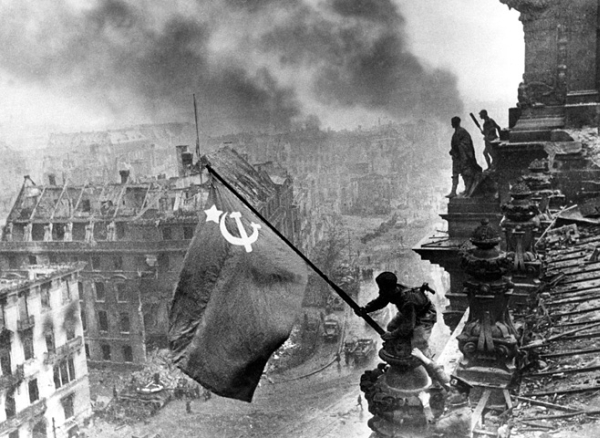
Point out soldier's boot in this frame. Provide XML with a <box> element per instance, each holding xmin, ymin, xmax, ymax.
<box><xmin>445</xmin><ymin>176</ymin><xmax>459</xmax><ymax>198</ymax></box>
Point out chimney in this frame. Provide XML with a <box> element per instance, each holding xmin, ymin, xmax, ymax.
<box><xmin>175</xmin><ymin>145</ymin><xmax>189</xmax><ymax>177</ymax></box>
<box><xmin>119</xmin><ymin>170</ymin><xmax>130</xmax><ymax>184</ymax></box>
<box><xmin>48</xmin><ymin>174</ymin><xmax>57</xmax><ymax>186</ymax></box>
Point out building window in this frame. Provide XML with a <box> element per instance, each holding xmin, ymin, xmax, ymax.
<box><xmin>81</xmin><ymin>199</ymin><xmax>91</xmax><ymax>212</ymax></box>
<box><xmin>116</xmin><ymin>284</ymin><xmax>129</xmax><ymax>302</ymax></box>
<box><xmin>49</xmin><ymin>253</ymin><xmax>58</xmax><ymax>264</ymax></box>
<box><xmin>101</xmin><ymin>344</ymin><xmax>111</xmax><ymax>361</ymax></box>
<box><xmin>94</xmin><ymin>282</ymin><xmax>105</xmax><ymax>301</ymax></box>
<box><xmin>113</xmin><ymin>256</ymin><xmax>123</xmax><ymax>271</ymax></box>
<box><xmin>119</xmin><ymin>313</ymin><xmax>130</xmax><ymax>333</ymax></box>
<box><xmin>41</xmin><ymin>282</ymin><xmax>51</xmax><ymax>310</ymax></box>
<box><xmin>0</xmin><ymin>347</ymin><xmax>11</xmax><ymax>375</ymax></box>
<box><xmin>61</xmin><ymin>394</ymin><xmax>75</xmax><ymax>419</ymax></box>
<box><xmin>159</xmin><ymin>254</ymin><xmax>170</xmax><ymax>271</ymax></box>
<box><xmin>54</xmin><ymin>358</ymin><xmax>76</xmax><ymax>388</ymax></box>
<box><xmin>66</xmin><ymin>322</ymin><xmax>76</xmax><ymax>341</ymax></box>
<box><xmin>183</xmin><ymin>226</ymin><xmax>195</xmax><ymax>240</ymax></box>
<box><xmin>8</xmin><ymin>256</ymin><xmax>18</xmax><ymax>269</ymax></box>
<box><xmin>98</xmin><ymin>311</ymin><xmax>108</xmax><ymax>332</ymax></box>
<box><xmin>116</xmin><ymin>222</ymin><xmax>126</xmax><ymax>239</ymax></box>
<box><xmin>18</xmin><ymin>292</ymin><xmax>29</xmax><ymax>322</ymax></box>
<box><xmin>81</xmin><ymin>310</ymin><xmax>87</xmax><ymax>332</ymax></box>
<box><xmin>5</xmin><ymin>390</ymin><xmax>15</xmax><ymax>419</ymax></box>
<box><xmin>123</xmin><ymin>345</ymin><xmax>133</xmax><ymax>363</ymax></box>
<box><xmin>68</xmin><ymin>357</ymin><xmax>75</xmax><ymax>380</ymax></box>
<box><xmin>162</xmin><ymin>227</ymin><xmax>172</xmax><ymax>241</ymax></box>
<box><xmin>85</xmin><ymin>344</ymin><xmax>90</xmax><ymax>359</ymax></box>
<box><xmin>28</xmin><ymin>379</ymin><xmax>39</xmax><ymax>403</ymax></box>
<box><xmin>23</xmin><ymin>332</ymin><xmax>34</xmax><ymax>360</ymax></box>
<box><xmin>91</xmin><ymin>256</ymin><xmax>101</xmax><ymax>271</ymax></box>
<box><xmin>62</xmin><ymin>281</ymin><xmax>72</xmax><ymax>304</ymax></box>
<box><xmin>78</xmin><ymin>282</ymin><xmax>84</xmax><ymax>301</ymax></box>
<box><xmin>45</xmin><ymin>330</ymin><xmax>55</xmax><ymax>354</ymax></box>
<box><xmin>28</xmin><ymin>255</ymin><xmax>37</xmax><ymax>265</ymax></box>
<box><xmin>8</xmin><ymin>430</ymin><xmax>18</xmax><ymax>438</ymax></box>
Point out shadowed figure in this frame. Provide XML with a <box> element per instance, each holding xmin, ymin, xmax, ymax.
<box><xmin>447</xmin><ymin>116</ymin><xmax>482</xmax><ymax>199</ymax></box>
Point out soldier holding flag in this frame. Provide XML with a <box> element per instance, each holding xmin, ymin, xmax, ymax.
<box><xmin>357</xmin><ymin>272</ymin><xmax>437</xmax><ymax>357</ymax></box>
<box><xmin>474</xmin><ymin>109</ymin><xmax>501</xmax><ymax>169</ymax></box>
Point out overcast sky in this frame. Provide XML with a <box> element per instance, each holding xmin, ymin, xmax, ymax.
<box><xmin>0</xmin><ymin>0</ymin><xmax>523</xmax><ymax>140</ymax></box>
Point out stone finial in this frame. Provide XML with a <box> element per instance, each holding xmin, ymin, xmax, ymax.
<box><xmin>470</xmin><ymin>219</ymin><xmax>501</xmax><ymax>249</ymax></box>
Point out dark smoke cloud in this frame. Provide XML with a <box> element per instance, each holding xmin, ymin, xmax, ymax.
<box><xmin>0</xmin><ymin>0</ymin><xmax>463</xmax><ymax>133</ymax></box>
<box><xmin>262</xmin><ymin>0</ymin><xmax>463</xmax><ymax>121</ymax></box>
<box><xmin>329</xmin><ymin>0</ymin><xmax>403</xmax><ymax>24</ymax></box>
<box><xmin>0</xmin><ymin>0</ymin><xmax>300</xmax><ymax>134</ymax></box>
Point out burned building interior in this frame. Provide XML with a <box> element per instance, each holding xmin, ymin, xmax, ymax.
<box><xmin>4</xmin><ymin>0</ymin><xmax>600</xmax><ymax>437</ymax></box>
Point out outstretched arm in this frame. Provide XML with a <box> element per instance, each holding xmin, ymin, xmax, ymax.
<box><xmin>363</xmin><ymin>295</ymin><xmax>389</xmax><ymax>313</ymax></box>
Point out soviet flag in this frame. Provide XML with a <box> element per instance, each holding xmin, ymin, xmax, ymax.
<box><xmin>169</xmin><ymin>178</ymin><xmax>308</xmax><ymax>402</ymax></box>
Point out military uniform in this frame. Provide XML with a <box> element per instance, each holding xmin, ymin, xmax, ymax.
<box><xmin>364</xmin><ymin>284</ymin><xmax>436</xmax><ymax>353</ymax></box>
<box><xmin>482</xmin><ymin>117</ymin><xmax>501</xmax><ymax>168</ymax></box>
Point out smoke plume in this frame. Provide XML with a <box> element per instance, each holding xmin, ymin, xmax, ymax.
<box><xmin>0</xmin><ymin>0</ymin><xmax>463</xmax><ymax>134</ymax></box>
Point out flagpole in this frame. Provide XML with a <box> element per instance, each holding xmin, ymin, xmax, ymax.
<box><xmin>205</xmin><ymin>163</ymin><xmax>385</xmax><ymax>336</ymax></box>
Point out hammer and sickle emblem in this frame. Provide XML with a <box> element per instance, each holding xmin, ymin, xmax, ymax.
<box><xmin>219</xmin><ymin>211</ymin><xmax>261</xmax><ymax>253</ymax></box>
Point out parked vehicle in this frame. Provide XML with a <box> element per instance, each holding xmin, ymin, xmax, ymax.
<box><xmin>344</xmin><ymin>338</ymin><xmax>376</xmax><ymax>365</ymax></box>
<box><xmin>322</xmin><ymin>314</ymin><xmax>341</xmax><ymax>342</ymax></box>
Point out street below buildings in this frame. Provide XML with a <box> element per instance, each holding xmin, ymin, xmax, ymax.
<box><xmin>84</xmin><ymin>216</ymin><xmax>452</xmax><ymax>438</ymax></box>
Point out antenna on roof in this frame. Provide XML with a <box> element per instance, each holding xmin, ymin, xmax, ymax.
<box><xmin>193</xmin><ymin>94</ymin><xmax>200</xmax><ymax>160</ymax></box>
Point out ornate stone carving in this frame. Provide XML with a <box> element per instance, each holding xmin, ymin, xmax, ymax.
<box><xmin>499</xmin><ymin>0</ymin><xmax>553</xmax><ymax>21</ymax></box>
<box><xmin>456</xmin><ymin>220</ymin><xmax>519</xmax><ymax>386</ymax></box>
<box><xmin>360</xmin><ymin>309</ymin><xmax>443</xmax><ymax>435</ymax></box>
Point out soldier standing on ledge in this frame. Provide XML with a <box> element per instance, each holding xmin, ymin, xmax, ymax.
<box><xmin>479</xmin><ymin>109</ymin><xmax>501</xmax><ymax>169</ymax></box>
<box><xmin>447</xmin><ymin>116</ymin><xmax>482</xmax><ymax>199</ymax></box>
<box><xmin>357</xmin><ymin>272</ymin><xmax>437</xmax><ymax>357</ymax></box>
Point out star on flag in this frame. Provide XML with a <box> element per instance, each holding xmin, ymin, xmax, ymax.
<box><xmin>204</xmin><ymin>205</ymin><xmax>222</xmax><ymax>223</ymax></box>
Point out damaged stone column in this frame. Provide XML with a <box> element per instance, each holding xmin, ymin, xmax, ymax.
<box><xmin>360</xmin><ymin>329</ymin><xmax>443</xmax><ymax>436</ymax></box>
<box><xmin>456</xmin><ymin>219</ymin><xmax>519</xmax><ymax>387</ymax></box>
<box><xmin>521</xmin><ymin>158</ymin><xmax>564</xmax><ymax>216</ymax></box>
<box><xmin>501</xmin><ymin>179</ymin><xmax>541</xmax><ymax>278</ymax></box>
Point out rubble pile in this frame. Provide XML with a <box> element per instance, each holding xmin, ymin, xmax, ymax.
<box><xmin>96</xmin><ymin>349</ymin><xmax>206</xmax><ymax>425</ymax></box>
<box><xmin>130</xmin><ymin>349</ymin><xmax>201</xmax><ymax>392</ymax></box>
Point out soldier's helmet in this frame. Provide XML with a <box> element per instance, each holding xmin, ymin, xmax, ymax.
<box><xmin>375</xmin><ymin>272</ymin><xmax>397</xmax><ymax>290</ymax></box>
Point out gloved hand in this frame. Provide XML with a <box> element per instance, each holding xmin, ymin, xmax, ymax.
<box><xmin>354</xmin><ymin>307</ymin><xmax>366</xmax><ymax>317</ymax></box>
<box><xmin>381</xmin><ymin>331</ymin><xmax>395</xmax><ymax>341</ymax></box>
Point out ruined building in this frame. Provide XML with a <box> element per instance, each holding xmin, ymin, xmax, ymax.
<box><xmin>207</xmin><ymin>121</ymin><xmax>448</xmax><ymax>220</ymax></box>
<box><xmin>0</xmin><ymin>147</ymin><xmax>298</xmax><ymax>366</ymax></box>
<box><xmin>0</xmin><ymin>263</ymin><xmax>91</xmax><ymax>438</ymax></box>
<box><xmin>42</xmin><ymin>123</ymin><xmax>197</xmax><ymax>186</ymax></box>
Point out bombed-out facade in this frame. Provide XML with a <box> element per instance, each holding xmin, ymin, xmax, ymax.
<box><xmin>0</xmin><ymin>147</ymin><xmax>298</xmax><ymax>366</ymax></box>
<box><xmin>0</xmin><ymin>263</ymin><xmax>90</xmax><ymax>438</ymax></box>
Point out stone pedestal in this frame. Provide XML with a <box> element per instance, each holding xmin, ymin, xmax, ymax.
<box><xmin>501</xmin><ymin>179</ymin><xmax>541</xmax><ymax>283</ymax></box>
<box><xmin>361</xmin><ymin>339</ymin><xmax>440</xmax><ymax>437</ymax></box>
<box><xmin>455</xmin><ymin>220</ymin><xmax>519</xmax><ymax>387</ymax></box>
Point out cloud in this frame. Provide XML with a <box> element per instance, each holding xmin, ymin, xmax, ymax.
<box><xmin>0</xmin><ymin>0</ymin><xmax>463</xmax><ymax>134</ymax></box>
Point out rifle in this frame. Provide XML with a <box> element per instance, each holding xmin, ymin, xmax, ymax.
<box><xmin>469</xmin><ymin>112</ymin><xmax>483</xmax><ymax>135</ymax></box>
